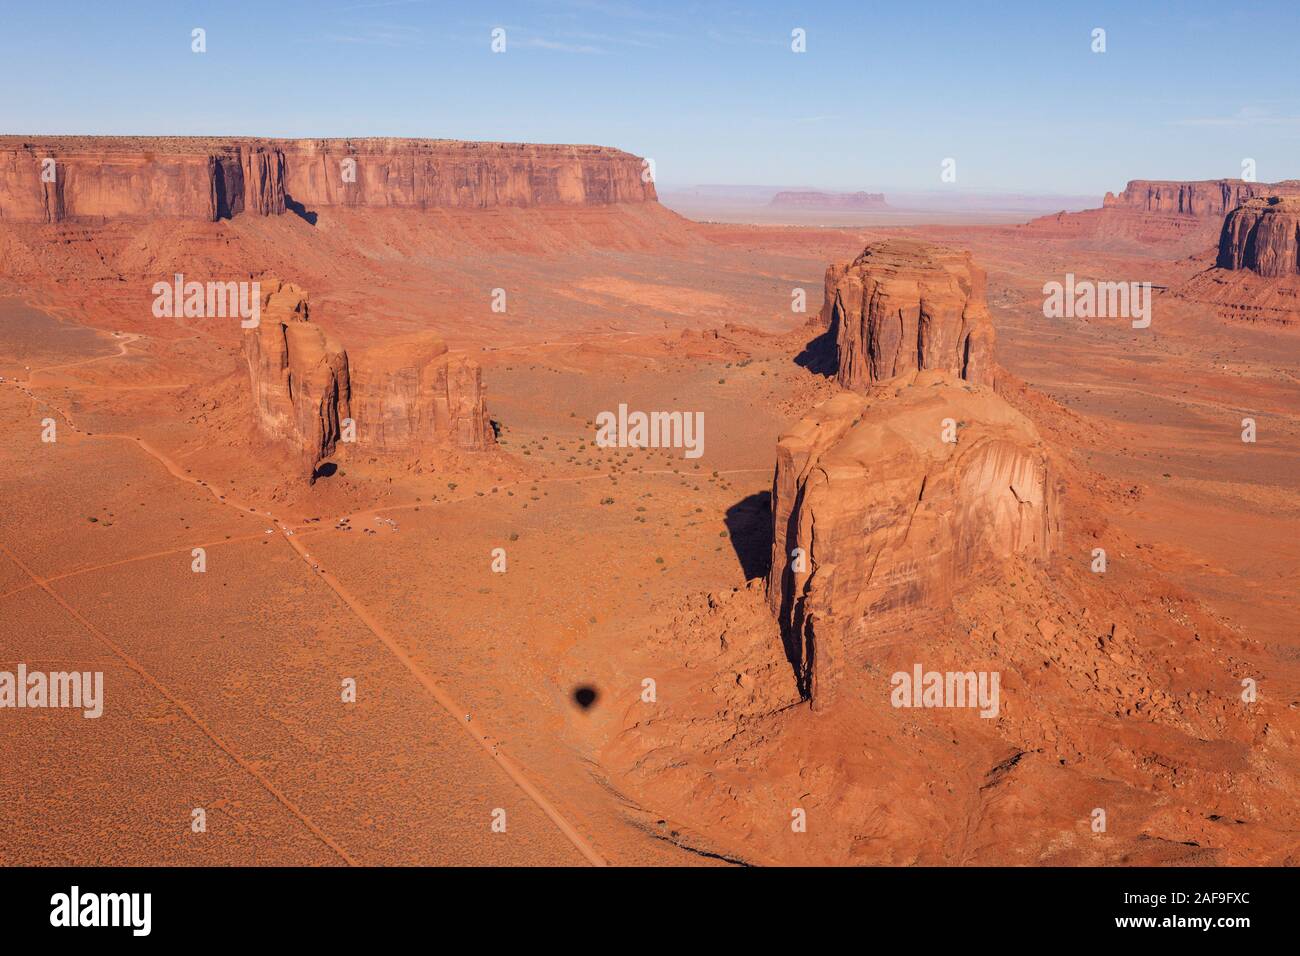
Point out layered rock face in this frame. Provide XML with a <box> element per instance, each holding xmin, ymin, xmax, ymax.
<box><xmin>0</xmin><ymin>136</ymin><xmax>655</xmax><ymax>223</ymax></box>
<box><xmin>766</xmin><ymin>371</ymin><xmax>1059</xmax><ymax>710</ymax></box>
<box><xmin>0</xmin><ymin>140</ymin><xmax>285</xmax><ymax>222</ymax></box>
<box><xmin>1103</xmin><ymin>179</ymin><xmax>1300</xmax><ymax>218</ymax></box>
<box><xmin>1175</xmin><ymin>197</ymin><xmax>1300</xmax><ymax>323</ymax></box>
<box><xmin>1216</xmin><ymin>197</ymin><xmax>1300</xmax><ymax>276</ymax></box>
<box><xmin>280</xmin><ymin>139</ymin><xmax>654</xmax><ymax>209</ymax></box>
<box><xmin>242</xmin><ymin>282</ymin><xmax>351</xmax><ymax>478</ymax></box>
<box><xmin>1023</xmin><ymin>179</ymin><xmax>1300</xmax><ymax>251</ymax></box>
<box><xmin>349</xmin><ymin>334</ymin><xmax>494</xmax><ymax>454</ymax></box>
<box><xmin>821</xmin><ymin>239</ymin><xmax>996</xmax><ymax>390</ymax></box>
<box><xmin>242</xmin><ymin>283</ymin><xmax>495</xmax><ymax>478</ymax></box>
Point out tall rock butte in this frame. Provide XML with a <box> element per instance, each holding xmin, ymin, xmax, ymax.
<box><xmin>820</xmin><ymin>239</ymin><xmax>996</xmax><ymax>390</ymax></box>
<box><xmin>243</xmin><ymin>282</ymin><xmax>350</xmax><ymax>478</ymax></box>
<box><xmin>242</xmin><ymin>282</ymin><xmax>494</xmax><ymax>479</ymax></box>
<box><xmin>0</xmin><ymin>136</ymin><xmax>656</xmax><ymax>223</ymax></box>
<box><xmin>773</xmin><ymin>242</ymin><xmax>1058</xmax><ymax>711</ymax></box>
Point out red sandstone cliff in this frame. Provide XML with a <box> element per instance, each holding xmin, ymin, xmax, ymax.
<box><xmin>242</xmin><ymin>283</ymin><xmax>495</xmax><ymax>479</ymax></box>
<box><xmin>1176</xmin><ymin>196</ymin><xmax>1300</xmax><ymax>324</ymax></box>
<box><xmin>1103</xmin><ymin>178</ymin><xmax>1300</xmax><ymax>218</ymax></box>
<box><xmin>349</xmin><ymin>333</ymin><xmax>494</xmax><ymax>454</ymax></box>
<box><xmin>1215</xmin><ymin>196</ymin><xmax>1300</xmax><ymax>276</ymax></box>
<box><xmin>766</xmin><ymin>373</ymin><xmax>1059</xmax><ymax>710</ymax></box>
<box><xmin>0</xmin><ymin>136</ymin><xmax>656</xmax><ymax>223</ymax></box>
<box><xmin>1023</xmin><ymin>178</ymin><xmax>1300</xmax><ymax>251</ymax></box>
<box><xmin>821</xmin><ymin>239</ymin><xmax>996</xmax><ymax>390</ymax></box>
<box><xmin>243</xmin><ymin>281</ymin><xmax>351</xmax><ymax>478</ymax></box>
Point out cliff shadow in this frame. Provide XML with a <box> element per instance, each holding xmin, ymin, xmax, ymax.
<box><xmin>793</xmin><ymin>311</ymin><xmax>837</xmax><ymax>377</ymax></box>
<box><xmin>285</xmin><ymin>194</ymin><xmax>318</xmax><ymax>226</ymax></box>
<box><xmin>724</xmin><ymin>490</ymin><xmax>772</xmax><ymax>581</ymax></box>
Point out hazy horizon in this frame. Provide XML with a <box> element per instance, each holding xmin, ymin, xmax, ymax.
<box><xmin>3</xmin><ymin>0</ymin><xmax>1298</xmax><ymax>195</ymax></box>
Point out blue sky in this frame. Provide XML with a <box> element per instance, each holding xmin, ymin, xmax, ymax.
<box><xmin>2</xmin><ymin>0</ymin><xmax>1297</xmax><ymax>194</ymax></box>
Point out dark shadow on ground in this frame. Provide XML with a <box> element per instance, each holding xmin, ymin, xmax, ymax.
<box><xmin>793</xmin><ymin>309</ymin><xmax>838</xmax><ymax>376</ymax></box>
<box><xmin>285</xmin><ymin>194</ymin><xmax>318</xmax><ymax>226</ymax></box>
<box><xmin>724</xmin><ymin>490</ymin><xmax>772</xmax><ymax>581</ymax></box>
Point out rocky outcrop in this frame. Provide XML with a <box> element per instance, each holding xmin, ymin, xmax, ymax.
<box><xmin>349</xmin><ymin>333</ymin><xmax>494</xmax><ymax>454</ymax></box>
<box><xmin>769</xmin><ymin>190</ymin><xmax>886</xmax><ymax>209</ymax></box>
<box><xmin>243</xmin><ymin>282</ymin><xmax>350</xmax><ymax>478</ymax></box>
<box><xmin>766</xmin><ymin>371</ymin><xmax>1060</xmax><ymax>710</ymax></box>
<box><xmin>1022</xmin><ymin>178</ymin><xmax>1300</xmax><ymax>251</ymax></box>
<box><xmin>242</xmin><ymin>284</ymin><xmax>495</xmax><ymax>478</ymax></box>
<box><xmin>821</xmin><ymin>239</ymin><xmax>995</xmax><ymax>390</ymax></box>
<box><xmin>1175</xmin><ymin>197</ymin><xmax>1300</xmax><ymax>324</ymax></box>
<box><xmin>1215</xmin><ymin>197</ymin><xmax>1300</xmax><ymax>276</ymax></box>
<box><xmin>0</xmin><ymin>136</ymin><xmax>656</xmax><ymax>223</ymax></box>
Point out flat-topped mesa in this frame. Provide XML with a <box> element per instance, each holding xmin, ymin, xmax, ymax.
<box><xmin>348</xmin><ymin>333</ymin><xmax>495</xmax><ymax>455</ymax></box>
<box><xmin>1103</xmin><ymin>178</ymin><xmax>1300</xmax><ymax>218</ymax></box>
<box><xmin>769</xmin><ymin>190</ymin><xmax>887</xmax><ymax>209</ymax></box>
<box><xmin>766</xmin><ymin>371</ymin><xmax>1060</xmax><ymax>711</ymax></box>
<box><xmin>0</xmin><ymin>136</ymin><xmax>656</xmax><ymax>223</ymax></box>
<box><xmin>822</xmin><ymin>239</ymin><xmax>996</xmax><ymax>390</ymax></box>
<box><xmin>1216</xmin><ymin>197</ymin><xmax>1300</xmax><ymax>276</ymax></box>
<box><xmin>242</xmin><ymin>281</ymin><xmax>350</xmax><ymax>479</ymax></box>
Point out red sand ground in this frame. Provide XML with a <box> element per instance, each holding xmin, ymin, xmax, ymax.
<box><xmin>1</xmin><ymin>199</ymin><xmax>1297</xmax><ymax>865</ymax></box>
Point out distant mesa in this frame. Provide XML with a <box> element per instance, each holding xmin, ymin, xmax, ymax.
<box><xmin>768</xmin><ymin>190</ymin><xmax>887</xmax><ymax>209</ymax></box>
<box><xmin>242</xmin><ymin>281</ymin><xmax>494</xmax><ymax>480</ymax></box>
<box><xmin>819</xmin><ymin>239</ymin><xmax>996</xmax><ymax>391</ymax></box>
<box><xmin>1101</xmin><ymin>178</ymin><xmax>1300</xmax><ymax>218</ymax></box>
<box><xmin>1176</xmin><ymin>196</ymin><xmax>1300</xmax><ymax>324</ymax></box>
<box><xmin>1023</xmin><ymin>177</ymin><xmax>1300</xmax><ymax>250</ymax></box>
<box><xmin>0</xmin><ymin>136</ymin><xmax>657</xmax><ymax>223</ymax></box>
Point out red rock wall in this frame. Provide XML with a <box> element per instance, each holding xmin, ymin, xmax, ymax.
<box><xmin>823</xmin><ymin>239</ymin><xmax>996</xmax><ymax>390</ymax></box>
<box><xmin>0</xmin><ymin>136</ymin><xmax>656</xmax><ymax>223</ymax></box>
<box><xmin>766</xmin><ymin>374</ymin><xmax>1059</xmax><ymax>708</ymax></box>
<box><xmin>1216</xmin><ymin>197</ymin><xmax>1300</xmax><ymax>276</ymax></box>
<box><xmin>1102</xmin><ymin>179</ymin><xmax>1300</xmax><ymax>218</ymax></box>
<box><xmin>349</xmin><ymin>333</ymin><xmax>495</xmax><ymax>455</ymax></box>
<box><xmin>243</xmin><ymin>281</ymin><xmax>351</xmax><ymax>479</ymax></box>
